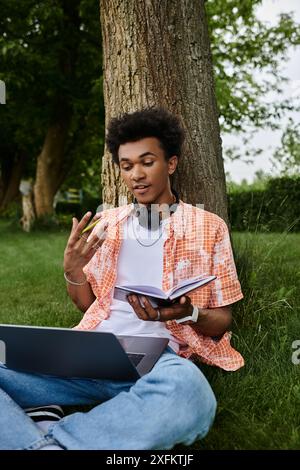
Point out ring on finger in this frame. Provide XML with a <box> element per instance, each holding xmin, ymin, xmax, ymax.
<box><xmin>91</xmin><ymin>242</ymin><xmax>101</xmax><ymax>250</ymax></box>
<box><xmin>155</xmin><ymin>309</ymin><xmax>161</xmax><ymax>321</ymax></box>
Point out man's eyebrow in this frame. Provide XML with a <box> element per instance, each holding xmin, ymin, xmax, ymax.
<box><xmin>119</xmin><ymin>152</ymin><xmax>158</xmax><ymax>162</ymax></box>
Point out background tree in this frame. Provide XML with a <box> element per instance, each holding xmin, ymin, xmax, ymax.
<box><xmin>99</xmin><ymin>0</ymin><xmax>300</xmax><ymax>220</ymax></box>
<box><xmin>206</xmin><ymin>0</ymin><xmax>300</xmax><ymax>134</ymax></box>
<box><xmin>272</xmin><ymin>118</ymin><xmax>300</xmax><ymax>175</ymax></box>
<box><xmin>1</xmin><ymin>0</ymin><xmax>299</xmax><ymax>222</ymax></box>
<box><xmin>100</xmin><ymin>0</ymin><xmax>229</xmax><ymax>220</ymax></box>
<box><xmin>0</xmin><ymin>0</ymin><xmax>103</xmax><ymax>220</ymax></box>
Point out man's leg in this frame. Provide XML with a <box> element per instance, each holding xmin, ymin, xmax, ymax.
<box><xmin>0</xmin><ymin>387</ymin><xmax>58</xmax><ymax>450</ymax></box>
<box><xmin>48</xmin><ymin>349</ymin><xmax>217</xmax><ymax>450</ymax></box>
<box><xmin>0</xmin><ymin>362</ymin><xmax>125</xmax><ymax>407</ymax></box>
<box><xmin>0</xmin><ymin>363</ymin><xmax>133</xmax><ymax>450</ymax></box>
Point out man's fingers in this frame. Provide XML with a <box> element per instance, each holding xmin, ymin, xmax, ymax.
<box><xmin>127</xmin><ymin>294</ymin><xmax>193</xmax><ymax>323</ymax></box>
<box><xmin>179</xmin><ymin>295</ymin><xmax>192</xmax><ymax>305</ymax></box>
<box><xmin>91</xmin><ymin>212</ymin><xmax>102</xmax><ymax>223</ymax></box>
<box><xmin>83</xmin><ymin>212</ymin><xmax>103</xmax><ymax>236</ymax></box>
<box><xmin>128</xmin><ymin>295</ymin><xmax>149</xmax><ymax>321</ymax></box>
<box><xmin>68</xmin><ymin>212</ymin><xmax>92</xmax><ymax>246</ymax></box>
<box><xmin>75</xmin><ymin>215</ymin><xmax>107</xmax><ymax>248</ymax></box>
<box><xmin>76</xmin><ymin>211</ymin><xmax>93</xmax><ymax>234</ymax></box>
<box><xmin>66</xmin><ymin>217</ymin><xmax>79</xmax><ymax>247</ymax></box>
<box><xmin>81</xmin><ymin>230</ymin><xmax>107</xmax><ymax>256</ymax></box>
<box><xmin>140</xmin><ymin>296</ymin><xmax>160</xmax><ymax>321</ymax></box>
<box><xmin>90</xmin><ymin>220</ymin><xmax>108</xmax><ymax>241</ymax></box>
<box><xmin>157</xmin><ymin>297</ymin><xmax>193</xmax><ymax>322</ymax></box>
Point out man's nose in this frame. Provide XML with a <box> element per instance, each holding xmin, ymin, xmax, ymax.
<box><xmin>131</xmin><ymin>166</ymin><xmax>146</xmax><ymax>180</ymax></box>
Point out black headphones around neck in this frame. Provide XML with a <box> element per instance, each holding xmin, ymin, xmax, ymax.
<box><xmin>133</xmin><ymin>188</ymin><xmax>179</xmax><ymax>231</ymax></box>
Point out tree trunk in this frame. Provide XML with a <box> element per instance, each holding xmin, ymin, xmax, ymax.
<box><xmin>34</xmin><ymin>101</ymin><xmax>72</xmax><ymax>217</ymax></box>
<box><xmin>100</xmin><ymin>0</ymin><xmax>228</xmax><ymax>222</ymax></box>
<box><xmin>20</xmin><ymin>180</ymin><xmax>35</xmax><ymax>232</ymax></box>
<box><xmin>33</xmin><ymin>0</ymin><xmax>81</xmax><ymax>219</ymax></box>
<box><xmin>0</xmin><ymin>152</ymin><xmax>26</xmax><ymax>211</ymax></box>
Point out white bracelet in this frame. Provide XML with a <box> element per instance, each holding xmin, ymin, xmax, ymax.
<box><xmin>64</xmin><ymin>272</ymin><xmax>87</xmax><ymax>286</ymax></box>
<box><xmin>175</xmin><ymin>305</ymin><xmax>199</xmax><ymax>324</ymax></box>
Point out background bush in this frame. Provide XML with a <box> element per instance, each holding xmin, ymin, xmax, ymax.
<box><xmin>2</xmin><ymin>176</ymin><xmax>299</xmax><ymax>233</ymax></box>
<box><xmin>229</xmin><ymin>176</ymin><xmax>300</xmax><ymax>232</ymax></box>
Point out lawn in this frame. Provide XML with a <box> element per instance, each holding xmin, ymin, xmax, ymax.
<box><xmin>0</xmin><ymin>219</ymin><xmax>299</xmax><ymax>449</ymax></box>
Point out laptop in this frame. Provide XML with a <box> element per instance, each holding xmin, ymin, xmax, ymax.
<box><xmin>0</xmin><ymin>324</ymin><xmax>168</xmax><ymax>381</ymax></box>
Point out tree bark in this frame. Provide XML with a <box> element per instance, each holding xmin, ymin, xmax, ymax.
<box><xmin>20</xmin><ymin>180</ymin><xmax>35</xmax><ymax>232</ymax></box>
<box><xmin>0</xmin><ymin>152</ymin><xmax>26</xmax><ymax>211</ymax></box>
<box><xmin>33</xmin><ymin>0</ymin><xmax>81</xmax><ymax>218</ymax></box>
<box><xmin>100</xmin><ymin>0</ymin><xmax>228</xmax><ymax>222</ymax></box>
<box><xmin>33</xmin><ymin>100</ymin><xmax>72</xmax><ymax>217</ymax></box>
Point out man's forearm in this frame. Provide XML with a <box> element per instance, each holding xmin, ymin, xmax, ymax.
<box><xmin>65</xmin><ymin>269</ymin><xmax>96</xmax><ymax>313</ymax></box>
<box><xmin>191</xmin><ymin>306</ymin><xmax>232</xmax><ymax>337</ymax></box>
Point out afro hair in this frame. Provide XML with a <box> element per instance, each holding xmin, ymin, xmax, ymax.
<box><xmin>106</xmin><ymin>107</ymin><xmax>185</xmax><ymax>164</ymax></box>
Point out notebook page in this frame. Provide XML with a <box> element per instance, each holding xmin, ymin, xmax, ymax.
<box><xmin>168</xmin><ymin>275</ymin><xmax>216</xmax><ymax>300</ymax></box>
<box><xmin>167</xmin><ymin>275</ymin><xmax>210</xmax><ymax>296</ymax></box>
<box><xmin>114</xmin><ymin>285</ymin><xmax>167</xmax><ymax>299</ymax></box>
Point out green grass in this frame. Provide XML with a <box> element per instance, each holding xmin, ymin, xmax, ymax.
<box><xmin>1</xmin><ymin>220</ymin><xmax>300</xmax><ymax>449</ymax></box>
<box><xmin>0</xmin><ymin>220</ymin><xmax>82</xmax><ymax>328</ymax></box>
<box><xmin>197</xmin><ymin>231</ymin><xmax>300</xmax><ymax>450</ymax></box>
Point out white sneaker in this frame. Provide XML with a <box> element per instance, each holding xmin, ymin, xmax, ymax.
<box><xmin>25</xmin><ymin>405</ymin><xmax>64</xmax><ymax>423</ymax></box>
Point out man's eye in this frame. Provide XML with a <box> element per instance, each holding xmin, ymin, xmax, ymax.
<box><xmin>143</xmin><ymin>162</ymin><xmax>154</xmax><ymax>166</ymax></box>
<box><xmin>121</xmin><ymin>166</ymin><xmax>131</xmax><ymax>171</ymax></box>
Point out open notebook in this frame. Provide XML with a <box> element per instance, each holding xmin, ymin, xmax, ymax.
<box><xmin>113</xmin><ymin>274</ymin><xmax>216</xmax><ymax>307</ymax></box>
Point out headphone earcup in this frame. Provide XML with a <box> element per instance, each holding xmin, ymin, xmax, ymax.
<box><xmin>133</xmin><ymin>189</ymin><xmax>179</xmax><ymax>230</ymax></box>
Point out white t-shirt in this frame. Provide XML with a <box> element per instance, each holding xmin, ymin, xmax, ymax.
<box><xmin>93</xmin><ymin>214</ymin><xmax>185</xmax><ymax>353</ymax></box>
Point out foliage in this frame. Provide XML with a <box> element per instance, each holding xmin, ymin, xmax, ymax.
<box><xmin>228</xmin><ymin>176</ymin><xmax>300</xmax><ymax>232</ymax></box>
<box><xmin>0</xmin><ymin>200</ymin><xmax>22</xmax><ymax>221</ymax></box>
<box><xmin>0</xmin><ymin>0</ymin><xmax>103</xmax><ymax>199</ymax></box>
<box><xmin>1</xmin><ymin>1</ymin><xmax>300</xmax><ymax>205</ymax></box>
<box><xmin>227</xmin><ymin>169</ymin><xmax>272</xmax><ymax>192</ymax></box>
<box><xmin>55</xmin><ymin>190</ymin><xmax>101</xmax><ymax>220</ymax></box>
<box><xmin>273</xmin><ymin>118</ymin><xmax>300</xmax><ymax>175</ymax></box>
<box><xmin>80</xmin><ymin>192</ymin><xmax>102</xmax><ymax>216</ymax></box>
<box><xmin>206</xmin><ymin>0</ymin><xmax>300</xmax><ymax>134</ymax></box>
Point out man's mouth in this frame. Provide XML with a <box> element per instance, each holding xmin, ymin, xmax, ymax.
<box><xmin>133</xmin><ymin>184</ymin><xmax>151</xmax><ymax>194</ymax></box>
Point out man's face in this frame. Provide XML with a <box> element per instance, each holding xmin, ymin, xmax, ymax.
<box><xmin>118</xmin><ymin>137</ymin><xmax>178</xmax><ymax>205</ymax></box>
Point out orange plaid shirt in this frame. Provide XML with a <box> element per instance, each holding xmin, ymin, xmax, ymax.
<box><xmin>77</xmin><ymin>201</ymin><xmax>244</xmax><ymax>371</ymax></box>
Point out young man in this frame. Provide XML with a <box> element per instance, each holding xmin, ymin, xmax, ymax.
<box><xmin>0</xmin><ymin>108</ymin><xmax>243</xmax><ymax>450</ymax></box>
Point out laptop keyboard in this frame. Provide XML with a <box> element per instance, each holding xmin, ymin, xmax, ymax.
<box><xmin>127</xmin><ymin>353</ymin><xmax>145</xmax><ymax>367</ymax></box>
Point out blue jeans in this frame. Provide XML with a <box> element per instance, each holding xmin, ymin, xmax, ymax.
<box><xmin>0</xmin><ymin>348</ymin><xmax>216</xmax><ymax>450</ymax></box>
